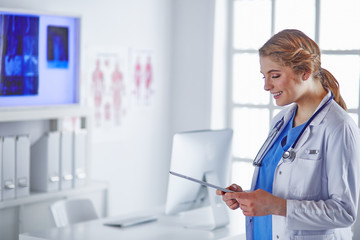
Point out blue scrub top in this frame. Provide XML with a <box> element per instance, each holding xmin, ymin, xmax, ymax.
<box><xmin>253</xmin><ymin>111</ymin><xmax>307</xmax><ymax>240</ymax></box>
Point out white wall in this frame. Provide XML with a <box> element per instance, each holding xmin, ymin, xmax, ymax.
<box><xmin>171</xmin><ymin>0</ymin><xmax>216</xmax><ymax>133</ymax></box>
<box><xmin>0</xmin><ymin>0</ymin><xmax>216</xmax><ymax>218</ymax></box>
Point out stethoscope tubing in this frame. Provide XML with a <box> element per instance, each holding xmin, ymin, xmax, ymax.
<box><xmin>289</xmin><ymin>95</ymin><xmax>333</xmax><ymax>150</ymax></box>
<box><xmin>253</xmin><ymin>94</ymin><xmax>334</xmax><ymax>167</ymax></box>
<box><xmin>253</xmin><ymin>118</ymin><xmax>284</xmax><ymax>166</ymax></box>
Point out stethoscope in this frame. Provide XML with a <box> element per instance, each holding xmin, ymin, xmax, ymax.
<box><xmin>253</xmin><ymin>94</ymin><xmax>334</xmax><ymax>167</ymax></box>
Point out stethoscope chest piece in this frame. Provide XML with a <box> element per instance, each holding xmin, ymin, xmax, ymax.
<box><xmin>282</xmin><ymin>150</ymin><xmax>296</xmax><ymax>162</ymax></box>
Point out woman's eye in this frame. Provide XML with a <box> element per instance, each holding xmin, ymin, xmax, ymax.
<box><xmin>271</xmin><ymin>75</ymin><xmax>280</xmax><ymax>79</ymax></box>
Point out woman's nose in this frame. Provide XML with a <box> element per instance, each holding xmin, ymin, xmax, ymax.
<box><xmin>264</xmin><ymin>77</ymin><xmax>272</xmax><ymax>91</ymax></box>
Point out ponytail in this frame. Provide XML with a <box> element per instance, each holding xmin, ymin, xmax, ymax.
<box><xmin>318</xmin><ymin>67</ymin><xmax>347</xmax><ymax>110</ymax></box>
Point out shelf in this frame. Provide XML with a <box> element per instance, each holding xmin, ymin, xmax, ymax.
<box><xmin>0</xmin><ymin>181</ymin><xmax>108</xmax><ymax>210</ymax></box>
<box><xmin>0</xmin><ymin>104</ymin><xmax>99</xmax><ymax>240</ymax></box>
<box><xmin>0</xmin><ymin>105</ymin><xmax>92</xmax><ymax>122</ymax></box>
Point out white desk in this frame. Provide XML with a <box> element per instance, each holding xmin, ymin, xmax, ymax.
<box><xmin>19</xmin><ymin>207</ymin><xmax>246</xmax><ymax>240</ymax></box>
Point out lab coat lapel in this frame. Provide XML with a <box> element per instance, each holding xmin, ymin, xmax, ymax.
<box><xmin>294</xmin><ymin>92</ymin><xmax>332</xmax><ymax>150</ymax></box>
<box><xmin>282</xmin><ymin>106</ymin><xmax>296</xmax><ymax>128</ymax></box>
<box><xmin>269</xmin><ymin>106</ymin><xmax>295</xmax><ymax>152</ymax></box>
<box><xmin>250</xmin><ymin>105</ymin><xmax>295</xmax><ymax>191</ymax></box>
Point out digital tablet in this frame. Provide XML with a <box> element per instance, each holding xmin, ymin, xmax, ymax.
<box><xmin>169</xmin><ymin>171</ymin><xmax>234</xmax><ymax>193</ymax></box>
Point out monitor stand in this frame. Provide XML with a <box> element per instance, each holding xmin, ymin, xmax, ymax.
<box><xmin>180</xmin><ymin>172</ymin><xmax>230</xmax><ymax>230</ymax></box>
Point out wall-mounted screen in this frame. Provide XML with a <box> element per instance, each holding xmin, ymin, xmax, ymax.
<box><xmin>0</xmin><ymin>9</ymin><xmax>80</xmax><ymax>107</ymax></box>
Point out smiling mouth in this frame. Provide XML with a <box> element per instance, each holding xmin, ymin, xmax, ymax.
<box><xmin>272</xmin><ymin>91</ymin><xmax>283</xmax><ymax>97</ymax></box>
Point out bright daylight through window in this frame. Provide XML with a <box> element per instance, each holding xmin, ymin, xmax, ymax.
<box><xmin>228</xmin><ymin>0</ymin><xmax>360</xmax><ymax>189</ymax></box>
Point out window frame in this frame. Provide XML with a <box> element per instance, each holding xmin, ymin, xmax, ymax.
<box><xmin>226</xmin><ymin>0</ymin><xmax>360</xmax><ymax>164</ymax></box>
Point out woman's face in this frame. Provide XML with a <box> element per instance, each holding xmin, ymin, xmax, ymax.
<box><xmin>260</xmin><ymin>56</ymin><xmax>304</xmax><ymax>106</ymax></box>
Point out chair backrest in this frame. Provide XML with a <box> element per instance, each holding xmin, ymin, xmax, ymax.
<box><xmin>50</xmin><ymin>198</ymin><xmax>99</xmax><ymax>227</ymax></box>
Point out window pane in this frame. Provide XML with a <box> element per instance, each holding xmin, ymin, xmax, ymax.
<box><xmin>233</xmin><ymin>108</ymin><xmax>269</xmax><ymax>159</ymax></box>
<box><xmin>320</xmin><ymin>0</ymin><xmax>360</xmax><ymax>50</ymax></box>
<box><xmin>233</xmin><ymin>54</ymin><xmax>269</xmax><ymax>104</ymax></box>
<box><xmin>274</xmin><ymin>0</ymin><xmax>315</xmax><ymax>39</ymax></box>
<box><xmin>233</xmin><ymin>0</ymin><xmax>271</xmax><ymax>49</ymax></box>
<box><xmin>231</xmin><ymin>161</ymin><xmax>253</xmax><ymax>191</ymax></box>
<box><xmin>321</xmin><ymin>55</ymin><xmax>360</xmax><ymax>109</ymax></box>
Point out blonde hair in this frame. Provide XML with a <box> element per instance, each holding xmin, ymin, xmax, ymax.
<box><xmin>259</xmin><ymin>29</ymin><xmax>347</xmax><ymax>110</ymax></box>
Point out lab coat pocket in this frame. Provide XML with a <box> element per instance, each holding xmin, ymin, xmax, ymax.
<box><xmin>301</xmin><ymin>149</ymin><xmax>321</xmax><ymax>160</ymax></box>
<box><xmin>289</xmin><ymin>153</ymin><xmax>322</xmax><ymax>199</ymax></box>
<box><xmin>293</xmin><ymin>233</ymin><xmax>335</xmax><ymax>240</ymax></box>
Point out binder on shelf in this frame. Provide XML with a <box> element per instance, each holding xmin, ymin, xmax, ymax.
<box><xmin>15</xmin><ymin>135</ymin><xmax>30</xmax><ymax>198</ymax></box>
<box><xmin>2</xmin><ymin>136</ymin><xmax>16</xmax><ymax>200</ymax></box>
<box><xmin>30</xmin><ymin>132</ymin><xmax>60</xmax><ymax>192</ymax></box>
<box><xmin>73</xmin><ymin>130</ymin><xmax>87</xmax><ymax>188</ymax></box>
<box><xmin>60</xmin><ymin>131</ymin><xmax>73</xmax><ymax>190</ymax></box>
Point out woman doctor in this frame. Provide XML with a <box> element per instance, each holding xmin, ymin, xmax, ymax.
<box><xmin>217</xmin><ymin>29</ymin><xmax>360</xmax><ymax>240</ymax></box>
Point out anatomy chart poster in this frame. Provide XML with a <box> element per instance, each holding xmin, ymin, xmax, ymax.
<box><xmin>86</xmin><ymin>47</ymin><xmax>130</xmax><ymax>142</ymax></box>
<box><xmin>130</xmin><ymin>49</ymin><xmax>155</xmax><ymax>106</ymax></box>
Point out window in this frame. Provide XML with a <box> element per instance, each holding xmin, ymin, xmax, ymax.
<box><xmin>228</xmin><ymin>0</ymin><xmax>360</xmax><ymax>189</ymax></box>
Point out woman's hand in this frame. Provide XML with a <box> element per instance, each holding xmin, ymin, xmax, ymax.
<box><xmin>218</xmin><ymin>187</ymin><xmax>287</xmax><ymax>217</ymax></box>
<box><xmin>216</xmin><ymin>184</ymin><xmax>243</xmax><ymax>210</ymax></box>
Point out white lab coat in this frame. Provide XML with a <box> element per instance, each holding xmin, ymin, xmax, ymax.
<box><xmin>246</xmin><ymin>92</ymin><xmax>360</xmax><ymax>240</ymax></box>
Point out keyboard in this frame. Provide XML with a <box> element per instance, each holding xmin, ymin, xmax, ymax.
<box><xmin>104</xmin><ymin>215</ymin><xmax>158</xmax><ymax>228</ymax></box>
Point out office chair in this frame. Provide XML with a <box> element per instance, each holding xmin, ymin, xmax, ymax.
<box><xmin>50</xmin><ymin>198</ymin><xmax>99</xmax><ymax>227</ymax></box>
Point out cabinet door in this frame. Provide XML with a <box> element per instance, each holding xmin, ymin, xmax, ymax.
<box><xmin>0</xmin><ymin>207</ymin><xmax>19</xmax><ymax>240</ymax></box>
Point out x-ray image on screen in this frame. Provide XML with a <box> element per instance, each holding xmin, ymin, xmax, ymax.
<box><xmin>0</xmin><ymin>14</ymin><xmax>39</xmax><ymax>96</ymax></box>
<box><xmin>0</xmin><ymin>9</ymin><xmax>80</xmax><ymax>107</ymax></box>
<box><xmin>47</xmin><ymin>26</ymin><xmax>69</xmax><ymax>68</ymax></box>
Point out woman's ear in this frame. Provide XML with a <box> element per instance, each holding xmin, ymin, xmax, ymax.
<box><xmin>302</xmin><ymin>72</ymin><xmax>310</xmax><ymax>81</ymax></box>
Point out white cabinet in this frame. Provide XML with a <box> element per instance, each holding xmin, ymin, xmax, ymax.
<box><xmin>0</xmin><ymin>106</ymin><xmax>108</xmax><ymax>240</ymax></box>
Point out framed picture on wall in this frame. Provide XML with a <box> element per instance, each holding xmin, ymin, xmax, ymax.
<box><xmin>0</xmin><ymin>8</ymin><xmax>81</xmax><ymax>108</ymax></box>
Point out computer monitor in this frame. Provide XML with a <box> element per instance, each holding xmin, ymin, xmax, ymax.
<box><xmin>165</xmin><ymin>129</ymin><xmax>233</xmax><ymax>229</ymax></box>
